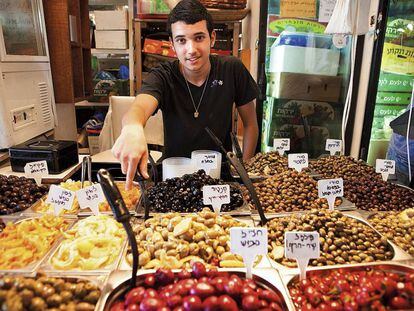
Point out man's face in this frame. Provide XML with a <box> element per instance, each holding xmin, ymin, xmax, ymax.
<box><xmin>171</xmin><ymin>20</ymin><xmax>215</xmax><ymax>73</ymax></box>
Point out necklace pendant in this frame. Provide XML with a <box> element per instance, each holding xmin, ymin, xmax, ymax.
<box><xmin>194</xmin><ymin>111</ymin><xmax>199</xmax><ymax>118</ymax></box>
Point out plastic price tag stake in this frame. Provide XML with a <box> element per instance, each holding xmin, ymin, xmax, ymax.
<box><xmin>285</xmin><ymin>231</ymin><xmax>320</xmax><ymax>281</ymax></box>
<box><xmin>76</xmin><ymin>184</ymin><xmax>105</xmax><ymax>216</ymax></box>
<box><xmin>376</xmin><ymin>159</ymin><xmax>395</xmax><ymax>181</ymax></box>
<box><xmin>194</xmin><ymin>153</ymin><xmax>218</xmax><ymax>175</ymax></box>
<box><xmin>24</xmin><ymin>160</ymin><xmax>48</xmax><ymax>186</ymax></box>
<box><xmin>45</xmin><ymin>185</ymin><xmax>75</xmax><ymax>216</ymax></box>
<box><xmin>273</xmin><ymin>138</ymin><xmax>290</xmax><ymax>156</ymax></box>
<box><xmin>230</xmin><ymin>227</ymin><xmax>268</xmax><ymax>279</ymax></box>
<box><xmin>317</xmin><ymin>178</ymin><xmax>343</xmax><ymax>210</ymax></box>
<box><xmin>288</xmin><ymin>153</ymin><xmax>308</xmax><ymax>172</ymax></box>
<box><xmin>203</xmin><ymin>185</ymin><xmax>230</xmax><ymax>214</ymax></box>
<box><xmin>325</xmin><ymin>139</ymin><xmax>342</xmax><ymax>156</ymax></box>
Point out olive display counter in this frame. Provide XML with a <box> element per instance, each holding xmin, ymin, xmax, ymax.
<box><xmin>0</xmin><ymin>153</ymin><xmax>413</xmax><ymax>311</ymax></box>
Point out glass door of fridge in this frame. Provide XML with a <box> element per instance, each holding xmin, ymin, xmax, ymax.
<box><xmin>0</xmin><ymin>0</ymin><xmax>48</xmax><ymax>62</ymax></box>
<box><xmin>366</xmin><ymin>1</ymin><xmax>414</xmax><ymax>169</ymax></box>
<box><xmin>260</xmin><ymin>0</ymin><xmax>353</xmax><ymax>158</ymax></box>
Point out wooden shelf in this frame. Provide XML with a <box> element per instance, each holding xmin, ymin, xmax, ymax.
<box><xmin>92</xmin><ymin>48</ymin><xmax>130</xmax><ymax>54</ymax></box>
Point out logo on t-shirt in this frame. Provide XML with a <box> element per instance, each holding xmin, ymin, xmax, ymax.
<box><xmin>211</xmin><ymin>79</ymin><xmax>223</xmax><ymax>87</ymax></box>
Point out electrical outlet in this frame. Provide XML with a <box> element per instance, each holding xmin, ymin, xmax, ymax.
<box><xmin>11</xmin><ymin>106</ymin><xmax>35</xmax><ymax>130</ymax></box>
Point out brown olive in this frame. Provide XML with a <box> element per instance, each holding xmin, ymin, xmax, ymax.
<box><xmin>60</xmin><ymin>290</ymin><xmax>73</xmax><ymax>303</ymax></box>
<box><xmin>83</xmin><ymin>290</ymin><xmax>100</xmax><ymax>304</ymax></box>
<box><xmin>46</xmin><ymin>294</ymin><xmax>63</xmax><ymax>308</ymax></box>
<box><xmin>20</xmin><ymin>288</ymin><xmax>35</xmax><ymax>307</ymax></box>
<box><xmin>30</xmin><ymin>297</ymin><xmax>47</xmax><ymax>311</ymax></box>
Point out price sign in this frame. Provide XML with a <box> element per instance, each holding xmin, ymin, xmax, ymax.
<box><xmin>46</xmin><ymin>185</ymin><xmax>75</xmax><ymax>215</ymax></box>
<box><xmin>288</xmin><ymin>153</ymin><xmax>308</xmax><ymax>172</ymax></box>
<box><xmin>317</xmin><ymin>178</ymin><xmax>343</xmax><ymax>210</ymax></box>
<box><xmin>194</xmin><ymin>153</ymin><xmax>218</xmax><ymax>174</ymax></box>
<box><xmin>273</xmin><ymin>138</ymin><xmax>290</xmax><ymax>156</ymax></box>
<box><xmin>230</xmin><ymin>227</ymin><xmax>268</xmax><ymax>279</ymax></box>
<box><xmin>203</xmin><ymin>185</ymin><xmax>230</xmax><ymax>214</ymax></box>
<box><xmin>76</xmin><ymin>184</ymin><xmax>105</xmax><ymax>216</ymax></box>
<box><xmin>376</xmin><ymin>159</ymin><xmax>395</xmax><ymax>181</ymax></box>
<box><xmin>24</xmin><ymin>160</ymin><xmax>48</xmax><ymax>185</ymax></box>
<box><xmin>325</xmin><ymin>139</ymin><xmax>342</xmax><ymax>155</ymax></box>
<box><xmin>285</xmin><ymin>231</ymin><xmax>320</xmax><ymax>280</ymax></box>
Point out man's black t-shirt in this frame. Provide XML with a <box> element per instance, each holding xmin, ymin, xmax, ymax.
<box><xmin>138</xmin><ymin>55</ymin><xmax>259</xmax><ymax>158</ymax></box>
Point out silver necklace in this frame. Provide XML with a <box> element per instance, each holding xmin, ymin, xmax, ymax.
<box><xmin>182</xmin><ymin>69</ymin><xmax>210</xmax><ymax>118</ymax></box>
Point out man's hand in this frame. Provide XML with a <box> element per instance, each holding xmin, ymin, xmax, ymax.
<box><xmin>112</xmin><ymin>124</ymin><xmax>150</xmax><ymax>190</ymax></box>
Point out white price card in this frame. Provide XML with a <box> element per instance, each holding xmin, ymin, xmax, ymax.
<box><xmin>24</xmin><ymin>160</ymin><xmax>48</xmax><ymax>186</ymax></box>
<box><xmin>45</xmin><ymin>185</ymin><xmax>75</xmax><ymax>215</ymax></box>
<box><xmin>288</xmin><ymin>153</ymin><xmax>308</xmax><ymax>172</ymax></box>
<box><xmin>230</xmin><ymin>227</ymin><xmax>268</xmax><ymax>279</ymax></box>
<box><xmin>76</xmin><ymin>184</ymin><xmax>105</xmax><ymax>216</ymax></box>
<box><xmin>376</xmin><ymin>159</ymin><xmax>395</xmax><ymax>181</ymax></box>
<box><xmin>317</xmin><ymin>178</ymin><xmax>343</xmax><ymax>211</ymax></box>
<box><xmin>273</xmin><ymin>138</ymin><xmax>290</xmax><ymax>156</ymax></box>
<box><xmin>203</xmin><ymin>185</ymin><xmax>230</xmax><ymax>214</ymax></box>
<box><xmin>194</xmin><ymin>153</ymin><xmax>218</xmax><ymax>174</ymax></box>
<box><xmin>285</xmin><ymin>231</ymin><xmax>320</xmax><ymax>280</ymax></box>
<box><xmin>325</xmin><ymin>139</ymin><xmax>342</xmax><ymax>155</ymax></box>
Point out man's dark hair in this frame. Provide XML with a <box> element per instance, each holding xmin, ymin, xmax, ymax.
<box><xmin>167</xmin><ymin>0</ymin><xmax>214</xmax><ymax>38</ymax></box>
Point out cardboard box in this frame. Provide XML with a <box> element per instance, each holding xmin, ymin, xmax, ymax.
<box><xmin>95</xmin><ymin>30</ymin><xmax>128</xmax><ymax>49</ymax></box>
<box><xmin>376</xmin><ymin>91</ymin><xmax>412</xmax><ymax>105</ymax></box>
<box><xmin>88</xmin><ymin>135</ymin><xmax>100</xmax><ymax>155</ymax></box>
<box><xmin>269</xmin><ymin>45</ymin><xmax>340</xmax><ymax>76</ymax></box>
<box><xmin>267</xmin><ymin>72</ymin><xmax>342</xmax><ymax>102</ymax></box>
<box><xmin>94</xmin><ymin>10</ymin><xmax>128</xmax><ymax>30</ymax></box>
<box><xmin>378</xmin><ymin>72</ymin><xmax>414</xmax><ymax>92</ymax></box>
<box><xmin>143</xmin><ymin>38</ymin><xmax>232</xmax><ymax>58</ymax></box>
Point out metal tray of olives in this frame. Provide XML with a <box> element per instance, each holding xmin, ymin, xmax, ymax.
<box><xmin>253</xmin><ymin>211</ymin><xmax>412</xmax><ymax>273</ymax></box>
<box><xmin>96</xmin><ymin>268</ymin><xmax>295</xmax><ymax>311</ymax></box>
<box><xmin>39</xmin><ymin>230</ymin><xmax>128</xmax><ymax>276</ymax></box>
<box><xmin>230</xmin><ymin>166</ymin><xmax>322</xmax><ymax>181</ymax></box>
<box><xmin>249</xmin><ymin>196</ymin><xmax>356</xmax><ymax>217</ymax></box>
<box><xmin>0</xmin><ymin>273</ymin><xmax>105</xmax><ymax>311</ymax></box>
<box><xmin>0</xmin><ymin>216</ymin><xmax>75</xmax><ymax>275</ymax></box>
<box><xmin>118</xmin><ymin>216</ymin><xmax>256</xmax><ymax>271</ymax></box>
<box><xmin>135</xmin><ymin>182</ymin><xmax>252</xmax><ymax>216</ymax></box>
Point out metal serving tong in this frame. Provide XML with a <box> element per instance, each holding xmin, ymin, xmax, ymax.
<box><xmin>81</xmin><ymin>156</ymin><xmax>92</xmax><ymax>188</ymax></box>
<box><xmin>98</xmin><ymin>169</ymin><xmax>139</xmax><ymax>290</ymax></box>
<box><xmin>132</xmin><ymin>151</ymin><xmax>158</xmax><ymax>220</ymax></box>
<box><xmin>230</xmin><ymin>132</ymin><xmax>245</xmax><ymax>170</ymax></box>
<box><xmin>205</xmin><ymin>127</ymin><xmax>268</xmax><ymax>225</ymax></box>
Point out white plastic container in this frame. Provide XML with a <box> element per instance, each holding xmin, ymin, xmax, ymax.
<box><xmin>162</xmin><ymin>157</ymin><xmax>194</xmax><ymax>181</ymax></box>
<box><xmin>191</xmin><ymin>150</ymin><xmax>222</xmax><ymax>179</ymax></box>
<box><xmin>269</xmin><ymin>44</ymin><xmax>340</xmax><ymax>76</ymax></box>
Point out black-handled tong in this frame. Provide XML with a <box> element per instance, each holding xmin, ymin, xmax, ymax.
<box><xmin>98</xmin><ymin>169</ymin><xmax>139</xmax><ymax>289</ymax></box>
<box><xmin>230</xmin><ymin>132</ymin><xmax>244</xmax><ymax>167</ymax></box>
<box><xmin>205</xmin><ymin>127</ymin><xmax>268</xmax><ymax>225</ymax></box>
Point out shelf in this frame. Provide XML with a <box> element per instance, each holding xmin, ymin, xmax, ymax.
<box><xmin>75</xmin><ymin>100</ymin><xmax>109</xmax><ymax>107</ymax></box>
<box><xmin>92</xmin><ymin>48</ymin><xmax>130</xmax><ymax>54</ymax></box>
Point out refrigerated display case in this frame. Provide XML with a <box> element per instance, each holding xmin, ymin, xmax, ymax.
<box><xmin>363</xmin><ymin>0</ymin><xmax>414</xmax><ymax>166</ymax></box>
<box><xmin>257</xmin><ymin>0</ymin><xmax>354</xmax><ymax>158</ymax></box>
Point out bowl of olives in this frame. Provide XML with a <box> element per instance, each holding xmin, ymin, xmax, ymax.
<box><xmin>0</xmin><ymin>175</ymin><xmax>48</xmax><ymax>215</ymax></box>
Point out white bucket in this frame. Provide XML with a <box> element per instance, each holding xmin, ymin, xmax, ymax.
<box><xmin>191</xmin><ymin>150</ymin><xmax>222</xmax><ymax>179</ymax></box>
<box><xmin>162</xmin><ymin>157</ymin><xmax>195</xmax><ymax>181</ymax></box>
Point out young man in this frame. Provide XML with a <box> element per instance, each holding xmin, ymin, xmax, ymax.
<box><xmin>112</xmin><ymin>0</ymin><xmax>259</xmax><ymax>189</ymax></box>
